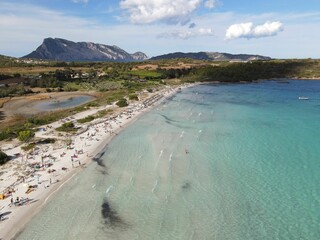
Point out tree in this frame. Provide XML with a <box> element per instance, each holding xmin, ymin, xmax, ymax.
<box><xmin>0</xmin><ymin>150</ymin><xmax>9</xmax><ymax>165</ymax></box>
<box><xmin>18</xmin><ymin>130</ymin><xmax>35</xmax><ymax>142</ymax></box>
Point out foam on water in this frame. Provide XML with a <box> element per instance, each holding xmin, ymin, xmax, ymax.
<box><xmin>106</xmin><ymin>185</ymin><xmax>113</xmax><ymax>195</ymax></box>
<box><xmin>17</xmin><ymin>80</ymin><xmax>320</xmax><ymax>240</ymax></box>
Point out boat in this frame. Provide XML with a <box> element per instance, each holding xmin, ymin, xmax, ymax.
<box><xmin>298</xmin><ymin>97</ymin><xmax>309</xmax><ymax>100</ymax></box>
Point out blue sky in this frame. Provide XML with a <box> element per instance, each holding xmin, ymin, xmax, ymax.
<box><xmin>1</xmin><ymin>0</ymin><xmax>320</xmax><ymax>58</ymax></box>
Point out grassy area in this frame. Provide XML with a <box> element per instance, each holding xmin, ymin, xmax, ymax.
<box><xmin>64</xmin><ymin>79</ymin><xmax>123</xmax><ymax>92</ymax></box>
<box><xmin>128</xmin><ymin>70</ymin><xmax>163</xmax><ymax>78</ymax></box>
<box><xmin>77</xmin><ymin>115</ymin><xmax>95</xmax><ymax>124</ymax></box>
<box><xmin>97</xmin><ymin>109</ymin><xmax>113</xmax><ymax>118</ymax></box>
<box><xmin>56</xmin><ymin>122</ymin><xmax>77</xmax><ymax>132</ymax></box>
<box><xmin>77</xmin><ymin>108</ymin><xmax>114</xmax><ymax>124</ymax></box>
<box><xmin>0</xmin><ymin>66</ymin><xmax>91</xmax><ymax>75</ymax></box>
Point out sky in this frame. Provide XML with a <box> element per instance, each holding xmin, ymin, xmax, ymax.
<box><xmin>0</xmin><ymin>0</ymin><xmax>320</xmax><ymax>58</ymax></box>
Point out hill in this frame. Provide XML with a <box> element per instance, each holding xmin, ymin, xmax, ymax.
<box><xmin>150</xmin><ymin>52</ymin><xmax>271</xmax><ymax>61</ymax></box>
<box><xmin>23</xmin><ymin>38</ymin><xmax>148</xmax><ymax>62</ymax></box>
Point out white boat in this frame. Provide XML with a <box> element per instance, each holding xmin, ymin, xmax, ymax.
<box><xmin>298</xmin><ymin>97</ymin><xmax>309</xmax><ymax>100</ymax></box>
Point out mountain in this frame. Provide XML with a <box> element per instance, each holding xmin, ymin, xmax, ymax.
<box><xmin>23</xmin><ymin>38</ymin><xmax>148</xmax><ymax>62</ymax></box>
<box><xmin>150</xmin><ymin>52</ymin><xmax>271</xmax><ymax>61</ymax></box>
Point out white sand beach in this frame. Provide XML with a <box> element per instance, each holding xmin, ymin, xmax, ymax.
<box><xmin>0</xmin><ymin>84</ymin><xmax>192</xmax><ymax>240</ymax></box>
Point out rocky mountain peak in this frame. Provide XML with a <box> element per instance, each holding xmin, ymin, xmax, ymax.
<box><xmin>23</xmin><ymin>38</ymin><xmax>148</xmax><ymax>62</ymax></box>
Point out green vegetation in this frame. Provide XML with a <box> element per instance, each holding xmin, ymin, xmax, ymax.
<box><xmin>18</xmin><ymin>130</ymin><xmax>35</xmax><ymax>142</ymax></box>
<box><xmin>116</xmin><ymin>98</ymin><xmax>129</xmax><ymax>107</ymax></box>
<box><xmin>77</xmin><ymin>109</ymin><xmax>114</xmax><ymax>124</ymax></box>
<box><xmin>39</xmin><ymin>138</ymin><xmax>56</xmax><ymax>144</ymax></box>
<box><xmin>183</xmin><ymin>60</ymin><xmax>320</xmax><ymax>82</ymax></box>
<box><xmin>129</xmin><ymin>70</ymin><xmax>163</xmax><ymax>79</ymax></box>
<box><xmin>129</xmin><ymin>93</ymin><xmax>138</xmax><ymax>100</ymax></box>
<box><xmin>56</xmin><ymin>122</ymin><xmax>77</xmax><ymax>132</ymax></box>
<box><xmin>0</xmin><ymin>150</ymin><xmax>9</xmax><ymax>165</ymax></box>
<box><xmin>0</xmin><ymin>85</ymin><xmax>33</xmax><ymax>98</ymax></box>
<box><xmin>21</xmin><ymin>142</ymin><xmax>36</xmax><ymax>151</ymax></box>
<box><xmin>77</xmin><ymin>115</ymin><xmax>95</xmax><ymax>124</ymax></box>
<box><xmin>96</xmin><ymin>109</ymin><xmax>113</xmax><ymax>117</ymax></box>
<box><xmin>0</xmin><ymin>121</ymin><xmax>29</xmax><ymax>141</ymax></box>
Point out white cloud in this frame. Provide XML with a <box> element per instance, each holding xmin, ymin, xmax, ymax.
<box><xmin>119</xmin><ymin>0</ymin><xmax>205</xmax><ymax>24</ymax></box>
<box><xmin>225</xmin><ymin>21</ymin><xmax>283</xmax><ymax>40</ymax></box>
<box><xmin>198</xmin><ymin>27</ymin><xmax>214</xmax><ymax>35</ymax></box>
<box><xmin>252</xmin><ymin>21</ymin><xmax>283</xmax><ymax>37</ymax></box>
<box><xmin>159</xmin><ymin>30</ymin><xmax>193</xmax><ymax>39</ymax></box>
<box><xmin>158</xmin><ymin>27</ymin><xmax>214</xmax><ymax>39</ymax></box>
<box><xmin>225</xmin><ymin>22</ymin><xmax>253</xmax><ymax>39</ymax></box>
<box><xmin>204</xmin><ymin>0</ymin><xmax>217</xmax><ymax>9</ymax></box>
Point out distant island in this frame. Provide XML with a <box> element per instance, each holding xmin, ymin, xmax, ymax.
<box><xmin>150</xmin><ymin>51</ymin><xmax>271</xmax><ymax>62</ymax></box>
<box><xmin>23</xmin><ymin>38</ymin><xmax>148</xmax><ymax>62</ymax></box>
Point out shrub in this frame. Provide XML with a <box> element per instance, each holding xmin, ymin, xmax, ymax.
<box><xmin>21</xmin><ymin>143</ymin><xmax>36</xmax><ymax>151</ymax></box>
<box><xmin>86</xmin><ymin>102</ymin><xmax>99</xmax><ymax>107</ymax></box>
<box><xmin>28</xmin><ymin>117</ymin><xmax>48</xmax><ymax>125</ymax></box>
<box><xmin>0</xmin><ymin>130</ymin><xmax>10</xmax><ymax>141</ymax></box>
<box><xmin>18</xmin><ymin>130</ymin><xmax>35</xmax><ymax>142</ymax></box>
<box><xmin>96</xmin><ymin>109</ymin><xmax>113</xmax><ymax>118</ymax></box>
<box><xmin>56</xmin><ymin>122</ymin><xmax>77</xmax><ymax>132</ymax></box>
<box><xmin>116</xmin><ymin>98</ymin><xmax>128</xmax><ymax>107</ymax></box>
<box><xmin>77</xmin><ymin>115</ymin><xmax>95</xmax><ymax>124</ymax></box>
<box><xmin>40</xmin><ymin>138</ymin><xmax>56</xmax><ymax>144</ymax></box>
<box><xmin>129</xmin><ymin>94</ymin><xmax>139</xmax><ymax>101</ymax></box>
<box><xmin>0</xmin><ymin>150</ymin><xmax>9</xmax><ymax>165</ymax></box>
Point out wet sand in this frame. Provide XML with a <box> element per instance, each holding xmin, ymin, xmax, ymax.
<box><xmin>1</xmin><ymin>92</ymin><xmax>97</xmax><ymax>119</ymax></box>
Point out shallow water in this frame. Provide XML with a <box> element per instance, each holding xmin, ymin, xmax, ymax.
<box><xmin>17</xmin><ymin>80</ymin><xmax>320</xmax><ymax>240</ymax></box>
<box><xmin>34</xmin><ymin>95</ymin><xmax>94</xmax><ymax>111</ymax></box>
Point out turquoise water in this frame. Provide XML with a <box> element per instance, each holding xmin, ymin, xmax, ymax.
<box><xmin>35</xmin><ymin>95</ymin><xmax>94</xmax><ymax>111</ymax></box>
<box><xmin>17</xmin><ymin>80</ymin><xmax>320</xmax><ymax>240</ymax></box>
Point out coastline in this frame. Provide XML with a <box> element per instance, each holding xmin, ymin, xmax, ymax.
<box><xmin>0</xmin><ymin>83</ymin><xmax>194</xmax><ymax>240</ymax></box>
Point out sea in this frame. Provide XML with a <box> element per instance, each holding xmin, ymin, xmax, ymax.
<box><xmin>17</xmin><ymin>80</ymin><xmax>320</xmax><ymax>240</ymax></box>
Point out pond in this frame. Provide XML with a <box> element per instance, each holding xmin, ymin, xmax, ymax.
<box><xmin>34</xmin><ymin>95</ymin><xmax>95</xmax><ymax>111</ymax></box>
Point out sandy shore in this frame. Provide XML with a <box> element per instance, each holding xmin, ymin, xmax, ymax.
<box><xmin>0</xmin><ymin>84</ymin><xmax>194</xmax><ymax>240</ymax></box>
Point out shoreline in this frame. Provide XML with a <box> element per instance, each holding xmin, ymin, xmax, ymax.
<box><xmin>0</xmin><ymin>83</ymin><xmax>195</xmax><ymax>240</ymax></box>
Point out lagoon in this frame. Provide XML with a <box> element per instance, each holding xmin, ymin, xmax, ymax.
<box><xmin>34</xmin><ymin>95</ymin><xmax>95</xmax><ymax>112</ymax></box>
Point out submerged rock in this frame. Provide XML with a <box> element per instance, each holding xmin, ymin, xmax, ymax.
<box><xmin>101</xmin><ymin>199</ymin><xmax>126</xmax><ymax>228</ymax></box>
